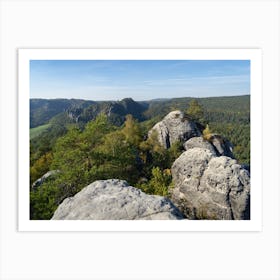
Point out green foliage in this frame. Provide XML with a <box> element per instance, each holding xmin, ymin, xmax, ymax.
<box><xmin>122</xmin><ymin>114</ymin><xmax>142</xmax><ymax>146</ymax></box>
<box><xmin>93</xmin><ymin>129</ymin><xmax>141</xmax><ymax>184</ymax></box>
<box><xmin>136</xmin><ymin>167</ymin><xmax>172</xmax><ymax>197</ymax></box>
<box><xmin>167</xmin><ymin>141</ymin><xmax>183</xmax><ymax>163</ymax></box>
<box><xmin>30</xmin><ymin>152</ymin><xmax>53</xmax><ymax>184</ymax></box>
<box><xmin>139</xmin><ymin>130</ymin><xmax>169</xmax><ymax>176</ymax></box>
<box><xmin>30</xmin><ymin>98</ymin><xmax>94</xmax><ymax>128</ymax></box>
<box><xmin>186</xmin><ymin>99</ymin><xmax>204</xmax><ymax>123</ymax></box>
<box><xmin>30</xmin><ymin>124</ymin><xmax>51</xmax><ymax>140</ymax></box>
<box><xmin>140</xmin><ymin>130</ymin><xmax>164</xmax><ymax>155</ymax></box>
<box><xmin>30</xmin><ymin>182</ymin><xmax>61</xmax><ymax>220</ymax></box>
<box><xmin>51</xmin><ymin>114</ymin><xmax>114</xmax><ymax>193</ymax></box>
<box><xmin>210</xmin><ymin>122</ymin><xmax>250</xmax><ymax>165</ymax></box>
<box><xmin>139</xmin><ymin>132</ymin><xmax>183</xmax><ymax>174</ymax></box>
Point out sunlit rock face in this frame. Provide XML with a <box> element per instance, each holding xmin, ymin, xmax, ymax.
<box><xmin>170</xmin><ymin>147</ymin><xmax>250</xmax><ymax>220</ymax></box>
<box><xmin>52</xmin><ymin>179</ymin><xmax>184</xmax><ymax>220</ymax></box>
<box><xmin>148</xmin><ymin>111</ymin><xmax>201</xmax><ymax>149</ymax></box>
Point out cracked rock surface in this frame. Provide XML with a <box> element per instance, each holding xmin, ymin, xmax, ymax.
<box><xmin>170</xmin><ymin>147</ymin><xmax>250</xmax><ymax>220</ymax></box>
<box><xmin>51</xmin><ymin>179</ymin><xmax>184</xmax><ymax>220</ymax></box>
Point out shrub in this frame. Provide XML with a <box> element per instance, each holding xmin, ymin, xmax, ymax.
<box><xmin>202</xmin><ymin>124</ymin><xmax>212</xmax><ymax>141</ymax></box>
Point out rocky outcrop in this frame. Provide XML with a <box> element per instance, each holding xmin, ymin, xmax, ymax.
<box><xmin>32</xmin><ymin>170</ymin><xmax>60</xmax><ymax>189</ymax></box>
<box><xmin>148</xmin><ymin>110</ymin><xmax>201</xmax><ymax>149</ymax></box>
<box><xmin>208</xmin><ymin>134</ymin><xmax>234</xmax><ymax>158</ymax></box>
<box><xmin>170</xmin><ymin>147</ymin><xmax>250</xmax><ymax>220</ymax></box>
<box><xmin>183</xmin><ymin>136</ymin><xmax>234</xmax><ymax>158</ymax></box>
<box><xmin>183</xmin><ymin>137</ymin><xmax>217</xmax><ymax>155</ymax></box>
<box><xmin>52</xmin><ymin>179</ymin><xmax>184</xmax><ymax>220</ymax></box>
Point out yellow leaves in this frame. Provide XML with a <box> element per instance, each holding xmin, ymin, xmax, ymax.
<box><xmin>202</xmin><ymin>124</ymin><xmax>212</xmax><ymax>141</ymax></box>
<box><xmin>30</xmin><ymin>152</ymin><xmax>53</xmax><ymax>183</ymax></box>
<box><xmin>121</xmin><ymin>114</ymin><xmax>142</xmax><ymax>146</ymax></box>
<box><xmin>163</xmin><ymin>168</ymin><xmax>171</xmax><ymax>176</ymax></box>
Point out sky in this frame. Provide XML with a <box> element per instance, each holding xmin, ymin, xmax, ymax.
<box><xmin>30</xmin><ymin>60</ymin><xmax>250</xmax><ymax>101</ymax></box>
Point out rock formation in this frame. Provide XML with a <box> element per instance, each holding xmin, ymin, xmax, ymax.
<box><xmin>170</xmin><ymin>147</ymin><xmax>250</xmax><ymax>220</ymax></box>
<box><xmin>148</xmin><ymin>110</ymin><xmax>201</xmax><ymax>149</ymax></box>
<box><xmin>183</xmin><ymin>136</ymin><xmax>234</xmax><ymax>158</ymax></box>
<box><xmin>52</xmin><ymin>179</ymin><xmax>184</xmax><ymax>220</ymax></box>
<box><xmin>208</xmin><ymin>134</ymin><xmax>234</xmax><ymax>158</ymax></box>
<box><xmin>183</xmin><ymin>136</ymin><xmax>217</xmax><ymax>155</ymax></box>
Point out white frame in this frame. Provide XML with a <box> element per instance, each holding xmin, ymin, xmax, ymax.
<box><xmin>18</xmin><ymin>49</ymin><xmax>262</xmax><ymax>232</ymax></box>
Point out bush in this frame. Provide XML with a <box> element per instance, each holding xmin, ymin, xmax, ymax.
<box><xmin>136</xmin><ymin>167</ymin><xmax>172</xmax><ymax>197</ymax></box>
<box><xmin>202</xmin><ymin>124</ymin><xmax>212</xmax><ymax>141</ymax></box>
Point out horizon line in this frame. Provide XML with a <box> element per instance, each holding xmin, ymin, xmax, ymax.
<box><xmin>30</xmin><ymin>94</ymin><xmax>250</xmax><ymax>102</ymax></box>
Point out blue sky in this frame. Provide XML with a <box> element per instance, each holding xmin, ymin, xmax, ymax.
<box><xmin>30</xmin><ymin>60</ymin><xmax>250</xmax><ymax>101</ymax></box>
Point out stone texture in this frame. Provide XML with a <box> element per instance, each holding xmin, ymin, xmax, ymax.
<box><xmin>184</xmin><ymin>135</ymin><xmax>234</xmax><ymax>158</ymax></box>
<box><xmin>170</xmin><ymin>148</ymin><xmax>250</xmax><ymax>220</ymax></box>
<box><xmin>183</xmin><ymin>137</ymin><xmax>217</xmax><ymax>155</ymax></box>
<box><xmin>148</xmin><ymin>110</ymin><xmax>201</xmax><ymax>149</ymax></box>
<box><xmin>52</xmin><ymin>179</ymin><xmax>184</xmax><ymax>220</ymax></box>
<box><xmin>209</xmin><ymin>134</ymin><xmax>234</xmax><ymax>158</ymax></box>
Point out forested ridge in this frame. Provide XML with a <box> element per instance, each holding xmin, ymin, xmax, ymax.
<box><xmin>30</xmin><ymin>95</ymin><xmax>250</xmax><ymax>219</ymax></box>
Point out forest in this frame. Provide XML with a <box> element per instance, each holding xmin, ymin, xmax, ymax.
<box><xmin>30</xmin><ymin>95</ymin><xmax>250</xmax><ymax>219</ymax></box>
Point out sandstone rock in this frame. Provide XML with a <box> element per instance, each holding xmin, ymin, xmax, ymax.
<box><xmin>32</xmin><ymin>170</ymin><xmax>60</xmax><ymax>189</ymax></box>
<box><xmin>148</xmin><ymin>110</ymin><xmax>201</xmax><ymax>149</ymax></box>
<box><xmin>209</xmin><ymin>134</ymin><xmax>234</xmax><ymax>158</ymax></box>
<box><xmin>170</xmin><ymin>148</ymin><xmax>250</xmax><ymax>220</ymax></box>
<box><xmin>51</xmin><ymin>179</ymin><xmax>184</xmax><ymax>220</ymax></box>
<box><xmin>184</xmin><ymin>135</ymin><xmax>234</xmax><ymax>158</ymax></box>
<box><xmin>183</xmin><ymin>137</ymin><xmax>217</xmax><ymax>155</ymax></box>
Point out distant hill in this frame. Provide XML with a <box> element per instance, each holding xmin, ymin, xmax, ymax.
<box><xmin>30</xmin><ymin>97</ymin><xmax>150</xmax><ymax>129</ymax></box>
<box><xmin>30</xmin><ymin>95</ymin><xmax>250</xmax><ymax>128</ymax></box>
<box><xmin>144</xmin><ymin>95</ymin><xmax>250</xmax><ymax>121</ymax></box>
<box><xmin>76</xmin><ymin>98</ymin><xmax>148</xmax><ymax>126</ymax></box>
<box><xmin>30</xmin><ymin>95</ymin><xmax>250</xmax><ymax>165</ymax></box>
<box><xmin>30</xmin><ymin>99</ymin><xmax>95</xmax><ymax>128</ymax></box>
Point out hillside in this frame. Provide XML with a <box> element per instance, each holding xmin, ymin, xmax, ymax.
<box><xmin>30</xmin><ymin>95</ymin><xmax>250</xmax><ymax>165</ymax></box>
<box><xmin>30</xmin><ymin>98</ymin><xmax>95</xmax><ymax>128</ymax></box>
<box><xmin>30</xmin><ymin>124</ymin><xmax>51</xmax><ymax>140</ymax></box>
<box><xmin>30</xmin><ymin>95</ymin><xmax>249</xmax><ymax>129</ymax></box>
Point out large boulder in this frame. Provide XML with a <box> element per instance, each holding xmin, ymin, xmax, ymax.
<box><xmin>170</xmin><ymin>147</ymin><xmax>250</xmax><ymax>220</ymax></box>
<box><xmin>148</xmin><ymin>110</ymin><xmax>201</xmax><ymax>149</ymax></box>
<box><xmin>183</xmin><ymin>136</ymin><xmax>234</xmax><ymax>158</ymax></box>
<box><xmin>51</xmin><ymin>179</ymin><xmax>184</xmax><ymax>220</ymax></box>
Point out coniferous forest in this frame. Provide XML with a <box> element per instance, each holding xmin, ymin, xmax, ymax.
<box><xmin>30</xmin><ymin>95</ymin><xmax>250</xmax><ymax>219</ymax></box>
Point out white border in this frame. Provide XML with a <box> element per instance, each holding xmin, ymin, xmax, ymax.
<box><xmin>18</xmin><ymin>48</ymin><xmax>262</xmax><ymax>232</ymax></box>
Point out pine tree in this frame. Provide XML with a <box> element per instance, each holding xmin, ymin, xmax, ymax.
<box><xmin>186</xmin><ymin>99</ymin><xmax>204</xmax><ymax>123</ymax></box>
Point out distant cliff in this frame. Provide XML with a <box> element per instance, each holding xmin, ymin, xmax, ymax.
<box><xmin>30</xmin><ymin>98</ymin><xmax>148</xmax><ymax>128</ymax></box>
